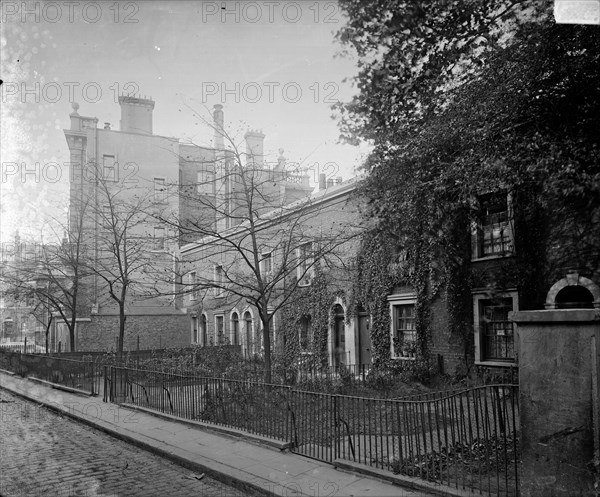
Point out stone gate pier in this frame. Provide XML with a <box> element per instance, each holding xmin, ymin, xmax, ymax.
<box><xmin>512</xmin><ymin>273</ymin><xmax>600</xmax><ymax>497</ymax></box>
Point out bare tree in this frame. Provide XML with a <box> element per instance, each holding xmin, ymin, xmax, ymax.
<box><xmin>29</xmin><ymin>296</ymin><xmax>53</xmax><ymax>354</ymax></box>
<box><xmin>86</xmin><ymin>162</ymin><xmax>172</xmax><ymax>356</ymax></box>
<box><xmin>0</xmin><ymin>204</ymin><xmax>91</xmax><ymax>352</ymax></box>
<box><xmin>161</xmin><ymin>106</ymin><xmax>360</xmax><ymax>383</ymax></box>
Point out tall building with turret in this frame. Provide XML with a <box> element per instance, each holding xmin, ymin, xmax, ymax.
<box><xmin>62</xmin><ymin>98</ymin><xmax>315</xmax><ymax>352</ymax></box>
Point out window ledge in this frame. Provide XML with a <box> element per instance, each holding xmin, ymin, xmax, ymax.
<box><xmin>391</xmin><ymin>356</ymin><xmax>416</xmax><ymax>361</ymax></box>
<box><xmin>475</xmin><ymin>360</ymin><xmax>517</xmax><ymax>368</ymax></box>
<box><xmin>471</xmin><ymin>253</ymin><xmax>514</xmax><ymax>263</ymax></box>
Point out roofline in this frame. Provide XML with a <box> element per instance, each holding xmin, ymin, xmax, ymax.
<box><xmin>64</xmin><ymin>127</ymin><xmax>180</xmax><ymax>143</ymax></box>
<box><xmin>180</xmin><ymin>174</ymin><xmax>364</xmax><ymax>254</ymax></box>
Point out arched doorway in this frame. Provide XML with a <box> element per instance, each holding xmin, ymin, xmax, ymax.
<box><xmin>231</xmin><ymin>312</ymin><xmax>240</xmax><ymax>346</ymax></box>
<box><xmin>191</xmin><ymin>315</ymin><xmax>198</xmax><ymax>344</ymax></box>
<box><xmin>200</xmin><ymin>314</ymin><xmax>207</xmax><ymax>346</ymax></box>
<box><xmin>357</xmin><ymin>305</ymin><xmax>372</xmax><ymax>366</ymax></box>
<box><xmin>243</xmin><ymin>311</ymin><xmax>252</xmax><ymax>357</ymax></box>
<box><xmin>332</xmin><ymin>304</ymin><xmax>346</xmax><ymax>367</ymax></box>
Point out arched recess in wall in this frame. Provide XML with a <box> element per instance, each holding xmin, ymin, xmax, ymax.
<box><xmin>242</xmin><ymin>308</ymin><xmax>255</xmax><ymax>357</ymax></box>
<box><xmin>331</xmin><ymin>299</ymin><xmax>347</xmax><ymax>367</ymax></box>
<box><xmin>191</xmin><ymin>314</ymin><xmax>199</xmax><ymax>344</ymax></box>
<box><xmin>230</xmin><ymin>308</ymin><xmax>241</xmax><ymax>346</ymax></box>
<box><xmin>356</xmin><ymin>304</ymin><xmax>372</xmax><ymax>367</ymax></box>
<box><xmin>545</xmin><ymin>273</ymin><xmax>600</xmax><ymax>309</ymax></box>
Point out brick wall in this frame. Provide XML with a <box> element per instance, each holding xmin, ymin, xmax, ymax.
<box><xmin>428</xmin><ymin>292</ymin><xmax>470</xmax><ymax>376</ymax></box>
<box><xmin>76</xmin><ymin>314</ymin><xmax>190</xmax><ymax>352</ymax></box>
<box><xmin>181</xmin><ymin>179</ymin><xmax>363</xmax><ymax>358</ymax></box>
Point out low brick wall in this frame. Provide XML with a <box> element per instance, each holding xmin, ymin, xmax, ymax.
<box><xmin>75</xmin><ymin>314</ymin><xmax>190</xmax><ymax>352</ymax></box>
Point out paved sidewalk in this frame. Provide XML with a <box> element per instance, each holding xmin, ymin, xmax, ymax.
<box><xmin>0</xmin><ymin>371</ymin><xmax>437</xmax><ymax>497</ymax></box>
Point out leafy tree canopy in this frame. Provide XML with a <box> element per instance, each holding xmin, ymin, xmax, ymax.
<box><xmin>336</xmin><ymin>1</ymin><xmax>600</xmax><ymax>281</ymax></box>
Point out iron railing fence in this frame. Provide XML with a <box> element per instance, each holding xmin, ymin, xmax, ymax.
<box><xmin>105</xmin><ymin>366</ymin><xmax>519</xmax><ymax>496</ymax></box>
<box><xmin>233</xmin><ymin>362</ymin><xmax>372</xmax><ymax>385</ymax></box>
<box><xmin>0</xmin><ymin>343</ymin><xmax>43</xmax><ymax>354</ymax></box>
<box><xmin>45</xmin><ymin>345</ymin><xmax>241</xmax><ymax>362</ymax></box>
<box><xmin>15</xmin><ymin>343</ymin><xmax>518</xmax><ymax>394</ymax></box>
<box><xmin>332</xmin><ymin>385</ymin><xmax>520</xmax><ymax>496</ymax></box>
<box><xmin>106</xmin><ymin>366</ymin><xmax>293</xmax><ymax>442</ymax></box>
<box><xmin>99</xmin><ymin>355</ymin><xmax>375</xmax><ymax>391</ymax></box>
<box><xmin>0</xmin><ymin>349</ymin><xmax>101</xmax><ymax>396</ymax></box>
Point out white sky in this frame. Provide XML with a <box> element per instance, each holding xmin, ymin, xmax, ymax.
<box><xmin>0</xmin><ymin>1</ymin><xmax>370</xmax><ymax>243</ymax></box>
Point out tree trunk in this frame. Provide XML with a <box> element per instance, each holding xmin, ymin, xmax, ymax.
<box><xmin>69</xmin><ymin>324</ymin><xmax>76</xmax><ymax>352</ymax></box>
<box><xmin>118</xmin><ymin>303</ymin><xmax>126</xmax><ymax>358</ymax></box>
<box><xmin>45</xmin><ymin>315</ymin><xmax>53</xmax><ymax>355</ymax></box>
<box><xmin>262</xmin><ymin>316</ymin><xmax>272</xmax><ymax>384</ymax></box>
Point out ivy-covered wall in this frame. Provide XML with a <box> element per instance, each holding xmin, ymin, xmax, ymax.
<box><xmin>330</xmin><ymin>6</ymin><xmax>600</xmax><ymax>381</ymax></box>
<box><xmin>281</xmin><ymin>266</ymin><xmax>351</xmax><ymax>368</ymax></box>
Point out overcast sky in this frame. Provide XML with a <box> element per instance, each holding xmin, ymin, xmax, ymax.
<box><xmin>0</xmin><ymin>1</ymin><xmax>369</xmax><ymax>243</ymax></box>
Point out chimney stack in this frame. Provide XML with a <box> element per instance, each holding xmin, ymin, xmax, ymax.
<box><xmin>244</xmin><ymin>129</ymin><xmax>265</xmax><ymax>167</ymax></box>
<box><xmin>326</xmin><ymin>178</ymin><xmax>334</xmax><ymax>188</ymax></box>
<box><xmin>275</xmin><ymin>148</ymin><xmax>286</xmax><ymax>171</ymax></box>
<box><xmin>118</xmin><ymin>95</ymin><xmax>154</xmax><ymax>134</ymax></box>
<box><xmin>213</xmin><ymin>104</ymin><xmax>224</xmax><ymax>151</ymax></box>
<box><xmin>319</xmin><ymin>173</ymin><xmax>326</xmax><ymax>190</ymax></box>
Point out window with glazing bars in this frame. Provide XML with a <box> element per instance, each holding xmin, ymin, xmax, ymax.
<box><xmin>478</xmin><ymin>193</ymin><xmax>512</xmax><ymax>256</ymax></box>
<box><xmin>394</xmin><ymin>304</ymin><xmax>416</xmax><ymax>358</ymax></box>
<box><xmin>480</xmin><ymin>297</ymin><xmax>514</xmax><ymax>361</ymax></box>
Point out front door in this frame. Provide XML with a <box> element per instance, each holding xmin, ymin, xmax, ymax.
<box><xmin>358</xmin><ymin>311</ymin><xmax>372</xmax><ymax>365</ymax></box>
<box><xmin>333</xmin><ymin>305</ymin><xmax>345</xmax><ymax>367</ymax></box>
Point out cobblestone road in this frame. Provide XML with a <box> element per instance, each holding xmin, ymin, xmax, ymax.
<box><xmin>0</xmin><ymin>390</ymin><xmax>250</xmax><ymax>497</ymax></box>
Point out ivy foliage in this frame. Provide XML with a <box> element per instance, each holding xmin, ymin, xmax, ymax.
<box><xmin>351</xmin><ymin>233</ymin><xmax>397</xmax><ymax>367</ymax></box>
<box><xmin>281</xmin><ymin>267</ymin><xmax>336</xmax><ymax>368</ymax></box>
<box><xmin>350</xmin><ymin>230</ymin><xmax>438</xmax><ymax>378</ymax></box>
<box><xmin>336</xmin><ymin>3</ymin><xmax>600</xmax><ymax>370</ymax></box>
<box><xmin>342</xmin><ymin>2</ymin><xmax>599</xmax><ymax>267</ymax></box>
